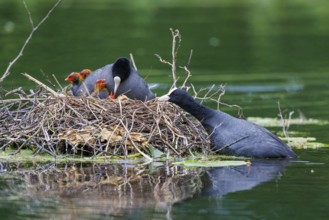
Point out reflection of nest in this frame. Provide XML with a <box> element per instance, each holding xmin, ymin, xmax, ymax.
<box><xmin>0</xmin><ymin>87</ymin><xmax>209</xmax><ymax>157</ymax></box>
<box><xmin>15</xmin><ymin>164</ymin><xmax>204</xmax><ymax>217</ymax></box>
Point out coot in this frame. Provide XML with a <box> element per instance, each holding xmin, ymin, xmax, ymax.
<box><xmin>158</xmin><ymin>88</ymin><xmax>297</xmax><ymax>159</ymax></box>
<box><xmin>78</xmin><ymin>58</ymin><xmax>155</xmax><ymax>101</ymax></box>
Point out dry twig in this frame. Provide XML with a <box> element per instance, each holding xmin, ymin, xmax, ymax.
<box><xmin>0</xmin><ymin>0</ymin><xmax>62</xmax><ymax>83</ymax></box>
<box><xmin>277</xmin><ymin>101</ymin><xmax>293</xmax><ymax>143</ymax></box>
<box><xmin>155</xmin><ymin>28</ymin><xmax>181</xmax><ymax>89</ymax></box>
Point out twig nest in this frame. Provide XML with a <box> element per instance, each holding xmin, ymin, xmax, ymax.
<box><xmin>0</xmin><ymin>89</ymin><xmax>210</xmax><ymax>157</ymax></box>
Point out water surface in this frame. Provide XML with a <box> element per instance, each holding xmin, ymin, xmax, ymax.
<box><xmin>1</xmin><ymin>0</ymin><xmax>329</xmax><ymax>219</ymax></box>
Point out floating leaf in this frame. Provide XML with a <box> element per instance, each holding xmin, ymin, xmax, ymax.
<box><xmin>148</xmin><ymin>145</ymin><xmax>165</xmax><ymax>158</ymax></box>
<box><xmin>247</xmin><ymin>117</ymin><xmax>328</xmax><ymax>127</ymax></box>
<box><xmin>173</xmin><ymin>160</ymin><xmax>247</xmax><ymax>168</ymax></box>
<box><xmin>283</xmin><ymin>137</ymin><xmax>328</xmax><ymax>149</ymax></box>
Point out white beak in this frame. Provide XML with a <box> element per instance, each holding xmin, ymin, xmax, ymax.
<box><xmin>113</xmin><ymin>76</ymin><xmax>121</xmax><ymax>95</ymax></box>
<box><xmin>157</xmin><ymin>94</ymin><xmax>170</xmax><ymax>101</ymax></box>
<box><xmin>157</xmin><ymin>88</ymin><xmax>177</xmax><ymax>101</ymax></box>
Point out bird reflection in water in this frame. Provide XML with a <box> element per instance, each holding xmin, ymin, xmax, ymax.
<box><xmin>7</xmin><ymin>159</ymin><xmax>290</xmax><ymax>219</ymax></box>
<box><xmin>201</xmin><ymin>159</ymin><xmax>290</xmax><ymax>197</ymax></box>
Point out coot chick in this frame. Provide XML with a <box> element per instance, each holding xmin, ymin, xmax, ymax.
<box><xmin>78</xmin><ymin>58</ymin><xmax>155</xmax><ymax>101</ymax></box>
<box><xmin>65</xmin><ymin>69</ymin><xmax>91</xmax><ymax>96</ymax></box>
<box><xmin>158</xmin><ymin>88</ymin><xmax>297</xmax><ymax>159</ymax></box>
<box><xmin>93</xmin><ymin>79</ymin><xmax>110</xmax><ymax>99</ymax></box>
<box><xmin>80</xmin><ymin>69</ymin><xmax>92</xmax><ymax>79</ymax></box>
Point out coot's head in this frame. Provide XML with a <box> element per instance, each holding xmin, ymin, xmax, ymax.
<box><xmin>112</xmin><ymin>57</ymin><xmax>132</xmax><ymax>95</ymax></box>
<box><xmin>158</xmin><ymin>88</ymin><xmax>194</xmax><ymax>105</ymax></box>
<box><xmin>65</xmin><ymin>72</ymin><xmax>81</xmax><ymax>84</ymax></box>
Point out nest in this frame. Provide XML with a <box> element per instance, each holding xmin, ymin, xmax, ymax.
<box><xmin>0</xmin><ymin>85</ymin><xmax>210</xmax><ymax>158</ymax></box>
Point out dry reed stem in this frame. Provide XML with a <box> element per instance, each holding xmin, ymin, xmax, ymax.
<box><xmin>21</xmin><ymin>73</ymin><xmax>60</xmax><ymax>96</ymax></box>
<box><xmin>277</xmin><ymin>101</ymin><xmax>293</xmax><ymax>143</ymax></box>
<box><xmin>129</xmin><ymin>53</ymin><xmax>138</xmax><ymax>70</ymax></box>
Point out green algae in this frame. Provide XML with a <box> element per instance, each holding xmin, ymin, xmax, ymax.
<box><xmin>0</xmin><ymin>148</ymin><xmax>144</xmax><ymax>164</ymax></box>
<box><xmin>173</xmin><ymin>160</ymin><xmax>247</xmax><ymax>168</ymax></box>
<box><xmin>247</xmin><ymin>117</ymin><xmax>328</xmax><ymax>127</ymax></box>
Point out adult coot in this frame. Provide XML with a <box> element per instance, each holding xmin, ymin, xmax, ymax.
<box><xmin>65</xmin><ymin>69</ymin><xmax>92</xmax><ymax>96</ymax></box>
<box><xmin>158</xmin><ymin>88</ymin><xmax>297</xmax><ymax>159</ymax></box>
<box><xmin>78</xmin><ymin>58</ymin><xmax>155</xmax><ymax>101</ymax></box>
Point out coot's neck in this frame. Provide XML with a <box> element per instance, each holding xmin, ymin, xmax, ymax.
<box><xmin>174</xmin><ymin>97</ymin><xmax>218</xmax><ymax>123</ymax></box>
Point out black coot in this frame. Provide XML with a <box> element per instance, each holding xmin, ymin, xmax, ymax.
<box><xmin>77</xmin><ymin>58</ymin><xmax>155</xmax><ymax>101</ymax></box>
<box><xmin>158</xmin><ymin>88</ymin><xmax>297</xmax><ymax>159</ymax></box>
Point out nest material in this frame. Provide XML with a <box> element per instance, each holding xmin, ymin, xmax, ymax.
<box><xmin>0</xmin><ymin>87</ymin><xmax>210</xmax><ymax>158</ymax></box>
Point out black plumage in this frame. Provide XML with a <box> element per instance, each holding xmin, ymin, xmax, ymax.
<box><xmin>76</xmin><ymin>58</ymin><xmax>155</xmax><ymax>101</ymax></box>
<box><xmin>158</xmin><ymin>88</ymin><xmax>297</xmax><ymax>159</ymax></box>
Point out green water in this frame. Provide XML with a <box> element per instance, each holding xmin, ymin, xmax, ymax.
<box><xmin>1</xmin><ymin>0</ymin><xmax>329</xmax><ymax>219</ymax></box>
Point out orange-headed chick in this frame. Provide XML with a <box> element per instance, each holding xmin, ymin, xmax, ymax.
<box><xmin>65</xmin><ymin>69</ymin><xmax>92</xmax><ymax>96</ymax></box>
<box><xmin>65</xmin><ymin>72</ymin><xmax>82</xmax><ymax>96</ymax></box>
<box><xmin>93</xmin><ymin>79</ymin><xmax>110</xmax><ymax>99</ymax></box>
<box><xmin>79</xmin><ymin>69</ymin><xmax>92</xmax><ymax>80</ymax></box>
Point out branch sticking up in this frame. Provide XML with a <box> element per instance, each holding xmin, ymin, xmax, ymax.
<box><xmin>171</xmin><ymin>28</ymin><xmax>181</xmax><ymax>88</ymax></box>
<box><xmin>155</xmin><ymin>28</ymin><xmax>181</xmax><ymax>89</ymax></box>
<box><xmin>0</xmin><ymin>0</ymin><xmax>62</xmax><ymax>83</ymax></box>
<box><xmin>155</xmin><ymin>29</ymin><xmax>242</xmax><ymax>116</ymax></box>
<box><xmin>180</xmin><ymin>49</ymin><xmax>193</xmax><ymax>90</ymax></box>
